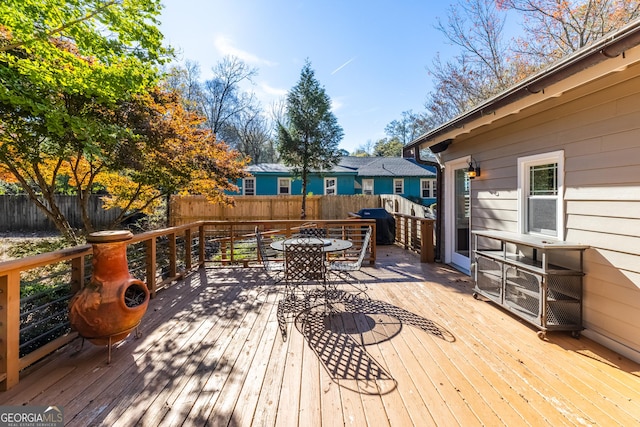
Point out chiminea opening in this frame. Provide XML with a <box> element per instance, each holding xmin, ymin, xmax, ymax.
<box><xmin>125</xmin><ymin>283</ymin><xmax>148</xmax><ymax>308</ymax></box>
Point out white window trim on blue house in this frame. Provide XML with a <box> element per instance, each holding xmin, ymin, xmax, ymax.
<box><xmin>420</xmin><ymin>179</ymin><xmax>436</xmax><ymax>198</ymax></box>
<box><xmin>394</xmin><ymin>178</ymin><xmax>404</xmax><ymax>195</ymax></box>
<box><xmin>243</xmin><ymin>177</ymin><xmax>255</xmax><ymax>196</ymax></box>
<box><xmin>278</xmin><ymin>177</ymin><xmax>291</xmax><ymax>195</ymax></box>
<box><xmin>517</xmin><ymin>150</ymin><xmax>565</xmax><ymax>240</ymax></box>
<box><xmin>324</xmin><ymin>177</ymin><xmax>337</xmax><ymax>195</ymax></box>
<box><xmin>362</xmin><ymin>179</ymin><xmax>374</xmax><ymax>195</ymax></box>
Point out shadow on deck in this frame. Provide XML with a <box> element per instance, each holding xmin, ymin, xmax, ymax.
<box><xmin>2</xmin><ymin>245</ymin><xmax>640</xmax><ymax>426</ymax></box>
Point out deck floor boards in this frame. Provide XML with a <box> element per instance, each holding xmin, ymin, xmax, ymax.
<box><xmin>2</xmin><ymin>245</ymin><xmax>640</xmax><ymax>426</ymax></box>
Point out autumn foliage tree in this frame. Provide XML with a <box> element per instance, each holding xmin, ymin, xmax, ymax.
<box><xmin>0</xmin><ymin>1</ymin><xmax>248</xmax><ymax>243</ymax></box>
<box><xmin>98</xmin><ymin>88</ymin><xmax>249</xmax><ymax>220</ymax></box>
<box><xmin>57</xmin><ymin>88</ymin><xmax>249</xmax><ymax>234</ymax></box>
<box><xmin>426</xmin><ymin>0</ymin><xmax>640</xmax><ymax>123</ymax></box>
<box><xmin>499</xmin><ymin>0</ymin><xmax>640</xmax><ymax>68</ymax></box>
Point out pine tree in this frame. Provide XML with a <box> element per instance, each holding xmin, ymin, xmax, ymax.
<box><xmin>277</xmin><ymin>60</ymin><xmax>343</xmax><ymax>219</ymax></box>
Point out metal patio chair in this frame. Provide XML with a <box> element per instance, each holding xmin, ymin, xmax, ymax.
<box><xmin>326</xmin><ymin>226</ymin><xmax>372</xmax><ymax>296</ymax></box>
<box><xmin>277</xmin><ymin>240</ymin><xmax>328</xmax><ymax>340</ymax></box>
<box><xmin>255</xmin><ymin>227</ymin><xmax>284</xmax><ymax>284</ymax></box>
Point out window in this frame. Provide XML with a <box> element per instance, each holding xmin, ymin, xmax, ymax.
<box><xmin>324</xmin><ymin>177</ymin><xmax>337</xmax><ymax>195</ymax></box>
<box><xmin>278</xmin><ymin>178</ymin><xmax>291</xmax><ymax>195</ymax></box>
<box><xmin>518</xmin><ymin>151</ymin><xmax>564</xmax><ymax>239</ymax></box>
<box><xmin>362</xmin><ymin>179</ymin><xmax>374</xmax><ymax>195</ymax></box>
<box><xmin>393</xmin><ymin>178</ymin><xmax>404</xmax><ymax>195</ymax></box>
<box><xmin>243</xmin><ymin>178</ymin><xmax>255</xmax><ymax>196</ymax></box>
<box><xmin>421</xmin><ymin>179</ymin><xmax>436</xmax><ymax>198</ymax></box>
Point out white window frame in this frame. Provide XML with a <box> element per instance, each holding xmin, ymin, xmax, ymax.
<box><xmin>278</xmin><ymin>177</ymin><xmax>291</xmax><ymax>195</ymax></box>
<box><xmin>243</xmin><ymin>177</ymin><xmax>255</xmax><ymax>196</ymax></box>
<box><xmin>393</xmin><ymin>178</ymin><xmax>404</xmax><ymax>195</ymax></box>
<box><xmin>420</xmin><ymin>179</ymin><xmax>436</xmax><ymax>198</ymax></box>
<box><xmin>362</xmin><ymin>179</ymin><xmax>374</xmax><ymax>195</ymax></box>
<box><xmin>324</xmin><ymin>177</ymin><xmax>337</xmax><ymax>195</ymax></box>
<box><xmin>517</xmin><ymin>150</ymin><xmax>565</xmax><ymax>240</ymax></box>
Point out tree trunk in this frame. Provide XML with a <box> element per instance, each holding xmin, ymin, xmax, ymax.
<box><xmin>300</xmin><ymin>169</ymin><xmax>307</xmax><ymax>219</ymax></box>
<box><xmin>13</xmin><ymin>173</ymin><xmax>79</xmax><ymax>244</ymax></box>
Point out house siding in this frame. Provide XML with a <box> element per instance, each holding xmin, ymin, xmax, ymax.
<box><xmin>440</xmin><ymin>62</ymin><xmax>640</xmax><ymax>361</ymax></box>
<box><xmin>356</xmin><ymin>176</ymin><xmax>436</xmax><ymax>204</ymax></box>
<box><xmin>237</xmin><ymin>158</ymin><xmax>436</xmax><ymax>200</ymax></box>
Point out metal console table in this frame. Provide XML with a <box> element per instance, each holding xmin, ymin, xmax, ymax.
<box><xmin>472</xmin><ymin>230</ymin><xmax>589</xmax><ymax>339</ymax></box>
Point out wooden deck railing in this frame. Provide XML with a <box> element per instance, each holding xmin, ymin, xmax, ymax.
<box><xmin>392</xmin><ymin>213</ymin><xmax>436</xmax><ymax>263</ymax></box>
<box><xmin>3</xmin><ymin>218</ymin><xmax>426</xmax><ymax>391</ymax></box>
<box><xmin>0</xmin><ymin>216</ymin><xmax>436</xmax><ymax>390</ymax></box>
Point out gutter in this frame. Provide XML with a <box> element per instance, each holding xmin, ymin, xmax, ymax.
<box><xmin>407</xmin><ymin>18</ymin><xmax>640</xmax><ymax>151</ymax></box>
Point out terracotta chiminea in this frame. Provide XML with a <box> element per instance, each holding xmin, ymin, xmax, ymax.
<box><xmin>69</xmin><ymin>230</ymin><xmax>150</xmax><ymax>346</ymax></box>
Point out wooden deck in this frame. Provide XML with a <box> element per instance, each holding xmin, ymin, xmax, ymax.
<box><xmin>2</xmin><ymin>245</ymin><xmax>640</xmax><ymax>426</ymax></box>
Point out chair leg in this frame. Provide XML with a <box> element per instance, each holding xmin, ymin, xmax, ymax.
<box><xmin>277</xmin><ymin>299</ymin><xmax>288</xmax><ymax>341</ymax></box>
<box><xmin>330</xmin><ymin>270</ymin><xmax>369</xmax><ymax>299</ymax></box>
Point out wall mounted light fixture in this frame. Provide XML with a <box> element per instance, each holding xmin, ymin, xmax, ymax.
<box><xmin>468</xmin><ymin>159</ymin><xmax>480</xmax><ymax>179</ymax></box>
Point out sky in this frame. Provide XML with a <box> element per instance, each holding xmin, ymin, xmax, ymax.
<box><xmin>158</xmin><ymin>1</ymin><xmax>458</xmax><ymax>153</ymax></box>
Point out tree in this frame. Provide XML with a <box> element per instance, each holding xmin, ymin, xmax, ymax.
<box><xmin>166</xmin><ymin>60</ymin><xmax>204</xmax><ymax>113</ymax></box>
<box><xmin>425</xmin><ymin>0</ymin><xmax>640</xmax><ymax>124</ymax></box>
<box><xmin>385</xmin><ymin>110</ymin><xmax>436</xmax><ymax>145</ymax></box>
<box><xmin>352</xmin><ymin>140</ymin><xmax>375</xmax><ymax>157</ymax></box>
<box><xmin>229</xmin><ymin>105</ymin><xmax>276</xmax><ymax>164</ymax></box>
<box><xmin>0</xmin><ymin>0</ymin><xmax>170</xmax><ymax>242</ymax></box>
<box><xmin>167</xmin><ymin>58</ymin><xmax>279</xmax><ymax>163</ymax></box>
<box><xmin>372</xmin><ymin>138</ymin><xmax>403</xmax><ymax>157</ymax></box>
<box><xmin>0</xmin><ymin>2</ymin><xmax>248</xmax><ymax>243</ymax></box>
<box><xmin>426</xmin><ymin>0</ymin><xmax>512</xmax><ymax>122</ymax></box>
<box><xmin>277</xmin><ymin>60</ymin><xmax>343</xmax><ymax>219</ymax></box>
<box><xmin>499</xmin><ymin>0</ymin><xmax>640</xmax><ymax>70</ymax></box>
<box><xmin>98</xmin><ymin>88</ymin><xmax>249</xmax><ymax>219</ymax></box>
<box><xmin>0</xmin><ymin>0</ymin><xmax>168</xmax><ymax>102</ymax></box>
<box><xmin>199</xmin><ymin>56</ymin><xmax>258</xmax><ymax>139</ymax></box>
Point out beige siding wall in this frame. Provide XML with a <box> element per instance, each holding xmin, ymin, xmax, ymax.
<box><xmin>440</xmin><ymin>63</ymin><xmax>640</xmax><ymax>361</ymax></box>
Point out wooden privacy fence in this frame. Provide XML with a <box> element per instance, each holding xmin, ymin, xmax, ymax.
<box><xmin>0</xmin><ymin>195</ymin><xmax>121</xmax><ymax>232</ymax></box>
<box><xmin>170</xmin><ymin>195</ymin><xmax>382</xmax><ymax>225</ymax></box>
<box><xmin>0</xmin><ymin>219</ymin><xmax>384</xmax><ymax>391</ymax></box>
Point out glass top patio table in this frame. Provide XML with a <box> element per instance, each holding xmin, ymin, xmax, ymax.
<box><xmin>270</xmin><ymin>237</ymin><xmax>353</xmax><ymax>252</ymax></box>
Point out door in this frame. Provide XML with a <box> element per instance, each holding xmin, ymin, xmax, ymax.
<box><xmin>445</xmin><ymin>157</ymin><xmax>471</xmax><ymax>273</ymax></box>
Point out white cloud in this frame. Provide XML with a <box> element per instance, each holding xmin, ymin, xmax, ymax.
<box><xmin>331</xmin><ymin>97</ymin><xmax>344</xmax><ymax>112</ymax></box>
<box><xmin>214</xmin><ymin>35</ymin><xmax>277</xmax><ymax>66</ymax></box>
<box><xmin>260</xmin><ymin>82</ymin><xmax>288</xmax><ymax>97</ymax></box>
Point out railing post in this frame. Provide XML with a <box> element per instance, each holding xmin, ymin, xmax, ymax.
<box><xmin>169</xmin><ymin>232</ymin><xmax>177</xmax><ymax>278</ymax></box>
<box><xmin>71</xmin><ymin>256</ymin><xmax>85</xmax><ymax>294</ymax></box>
<box><xmin>145</xmin><ymin>237</ymin><xmax>157</xmax><ymax>298</ymax></box>
<box><xmin>185</xmin><ymin>228</ymin><xmax>192</xmax><ymax>270</ymax></box>
<box><xmin>411</xmin><ymin>217</ymin><xmax>418</xmax><ymax>249</ymax></box>
<box><xmin>421</xmin><ymin>219</ymin><xmax>435</xmax><ymax>263</ymax></box>
<box><xmin>0</xmin><ymin>271</ymin><xmax>20</xmax><ymax>391</ymax></box>
<box><xmin>403</xmin><ymin>215</ymin><xmax>409</xmax><ymax>250</ymax></box>
<box><xmin>229</xmin><ymin>224</ymin><xmax>235</xmax><ymax>263</ymax></box>
<box><xmin>199</xmin><ymin>225</ymin><xmax>206</xmax><ymax>265</ymax></box>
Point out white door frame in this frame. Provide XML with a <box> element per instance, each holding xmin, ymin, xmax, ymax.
<box><xmin>444</xmin><ymin>156</ymin><xmax>471</xmax><ymax>274</ymax></box>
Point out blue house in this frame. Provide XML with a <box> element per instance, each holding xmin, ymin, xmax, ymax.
<box><xmin>236</xmin><ymin>156</ymin><xmax>437</xmax><ymax>206</ymax></box>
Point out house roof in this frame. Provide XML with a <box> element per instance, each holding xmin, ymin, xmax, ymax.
<box><xmin>344</xmin><ymin>157</ymin><xmax>435</xmax><ymax>177</ymax></box>
<box><xmin>246</xmin><ymin>157</ymin><xmax>435</xmax><ymax>177</ymax></box>
<box><xmin>405</xmin><ymin>19</ymin><xmax>640</xmax><ymax>154</ymax></box>
<box><xmin>246</xmin><ymin>163</ymin><xmax>291</xmax><ymax>173</ymax></box>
